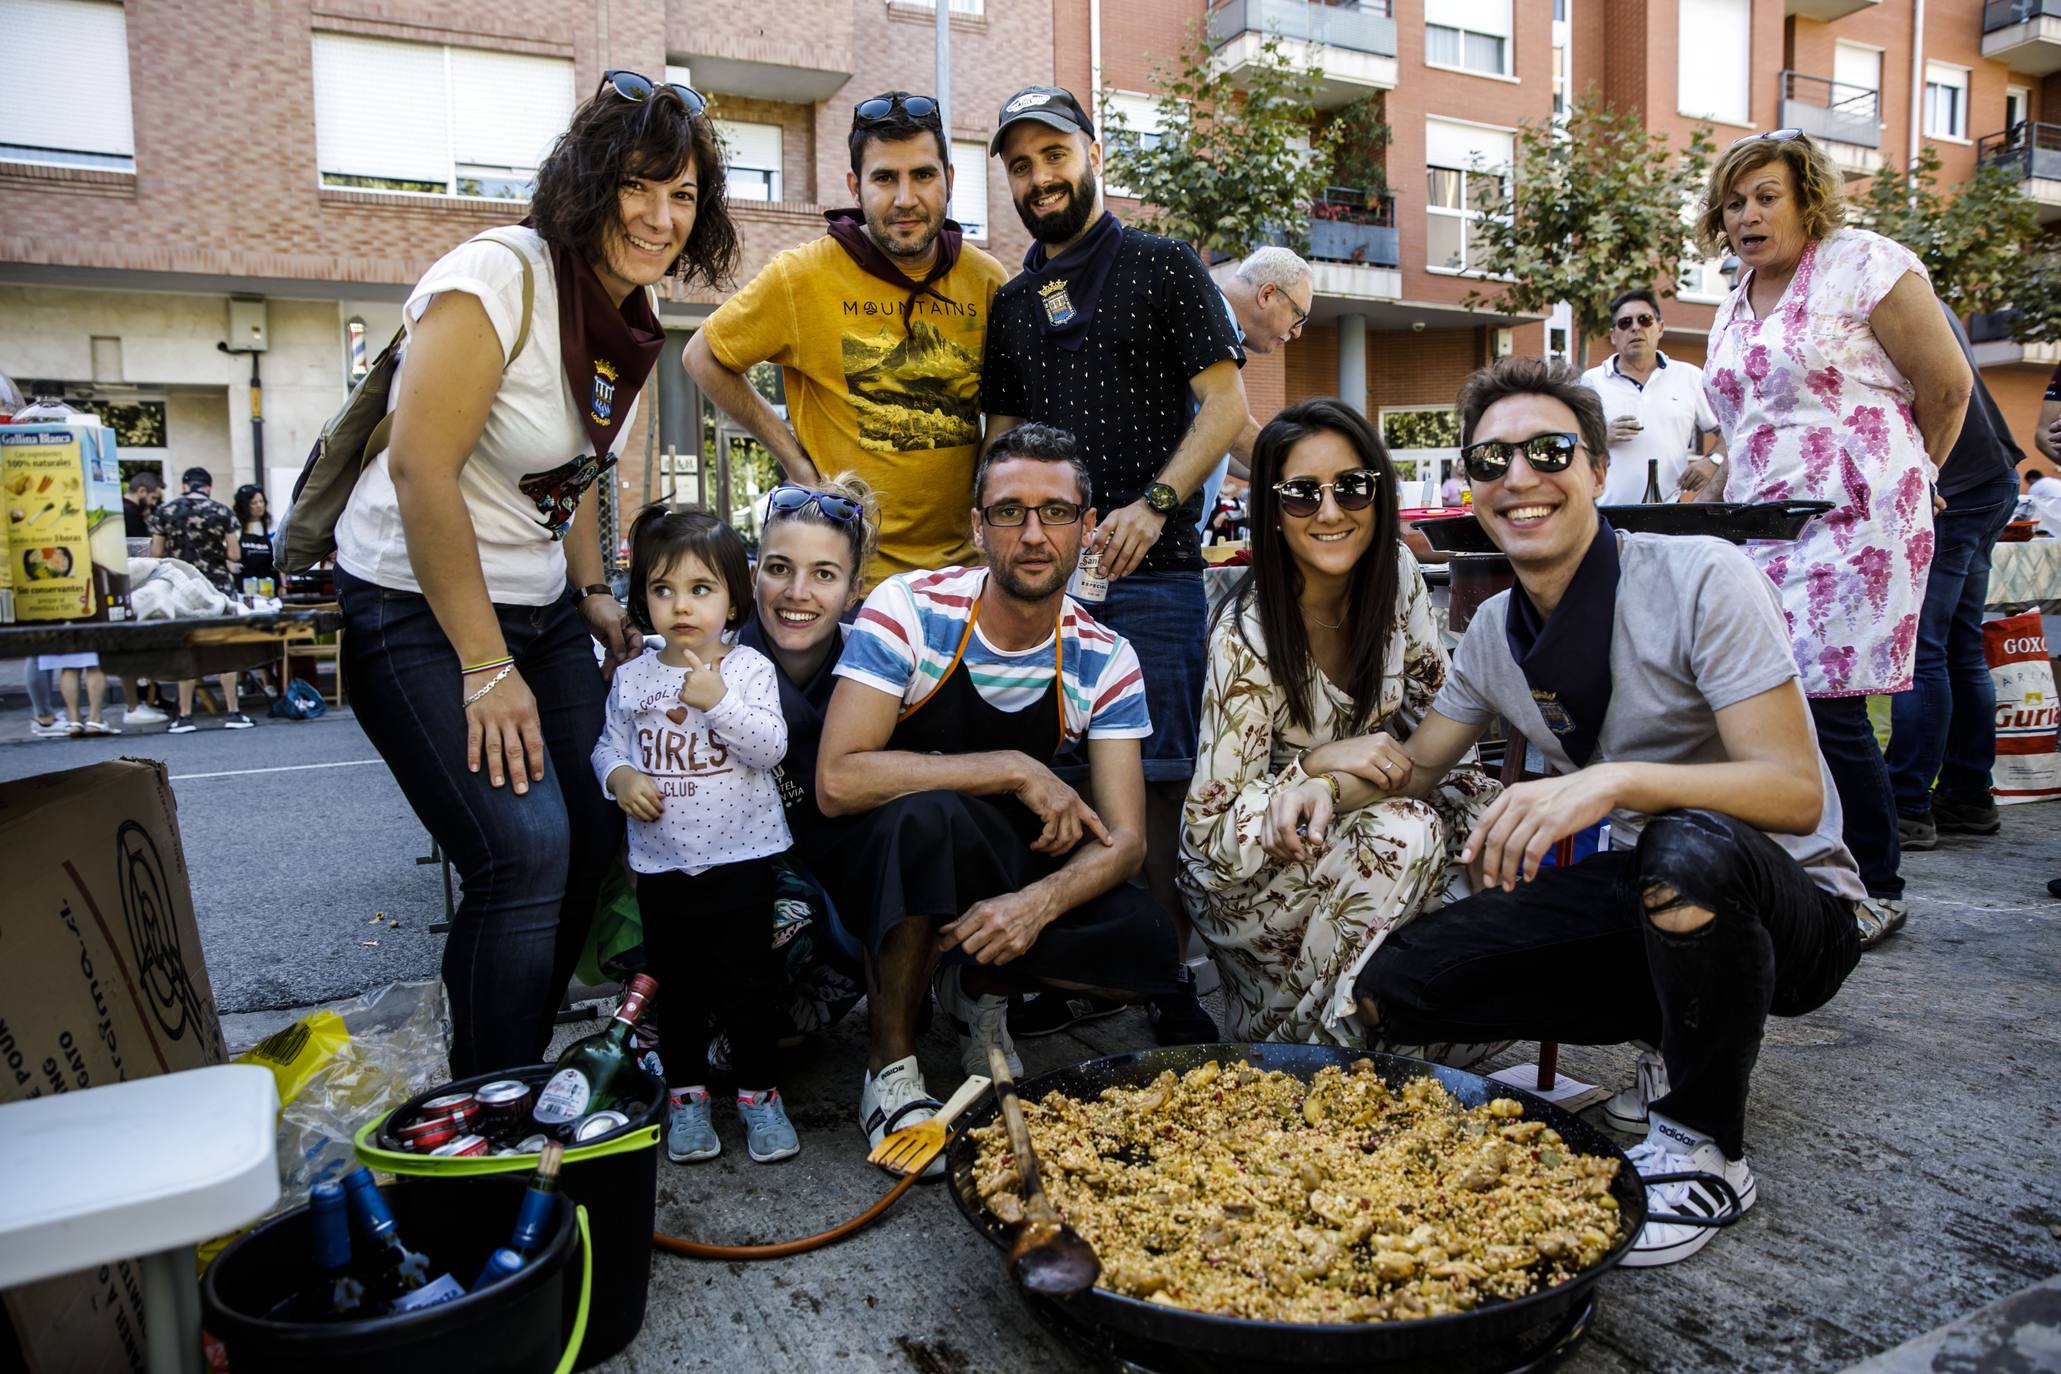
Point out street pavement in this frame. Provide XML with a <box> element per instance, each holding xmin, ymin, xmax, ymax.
<box><xmin>3</xmin><ymin>673</ymin><xmax>2059</xmax><ymax>1371</ymax></box>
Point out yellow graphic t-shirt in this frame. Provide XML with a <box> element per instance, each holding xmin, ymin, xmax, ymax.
<box><xmin>699</xmin><ymin>234</ymin><xmax>1008</xmax><ymax>580</ymax></box>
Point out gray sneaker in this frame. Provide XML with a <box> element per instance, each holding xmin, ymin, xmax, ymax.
<box><xmin>666</xmin><ymin>1090</ymin><xmax>720</xmax><ymax>1163</ymax></box>
<box><xmin>737</xmin><ymin>1089</ymin><xmax>800</xmax><ymax>1163</ymax></box>
<box><xmin>1855</xmin><ymin>897</ymin><xmax>1908</xmax><ymax>951</ymax></box>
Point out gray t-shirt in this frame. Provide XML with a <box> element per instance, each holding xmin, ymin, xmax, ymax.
<box><xmin>1434</xmin><ymin>531</ymin><xmax>1866</xmax><ymax>901</ymax></box>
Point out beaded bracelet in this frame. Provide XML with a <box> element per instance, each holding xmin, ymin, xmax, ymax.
<box><xmin>462</xmin><ymin>664</ymin><xmax>514</xmax><ymax>708</ymax></box>
<box><xmin>463</xmin><ymin>656</ymin><xmax>514</xmax><ymax>676</ymax></box>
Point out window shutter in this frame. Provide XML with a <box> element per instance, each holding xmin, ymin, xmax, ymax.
<box><xmin>950</xmin><ymin>140</ymin><xmax>987</xmax><ymax>238</ymax></box>
<box><xmin>0</xmin><ymin>0</ymin><xmax>135</xmax><ymax>159</ymax></box>
<box><xmin>1425</xmin><ymin>119</ymin><xmax>1512</xmax><ymax>173</ymax></box>
<box><xmin>1677</xmin><ymin>0</ymin><xmax>1749</xmax><ymax>126</ymax></box>
<box><xmin>449</xmin><ymin>49</ymin><xmax>574</xmax><ymax>173</ymax></box>
<box><xmin>1441</xmin><ymin>0</ymin><xmax>1510</xmax><ymax>37</ymax></box>
<box><xmin>312</xmin><ymin>33</ymin><xmax>450</xmax><ymax>184</ymax></box>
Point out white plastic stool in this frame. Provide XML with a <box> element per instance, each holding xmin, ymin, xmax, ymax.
<box><xmin>0</xmin><ymin>1064</ymin><xmax>280</xmax><ymax>1374</ymax></box>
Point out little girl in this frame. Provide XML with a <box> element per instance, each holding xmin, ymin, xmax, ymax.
<box><xmin>592</xmin><ymin>506</ymin><xmax>798</xmax><ymax>1165</ymax></box>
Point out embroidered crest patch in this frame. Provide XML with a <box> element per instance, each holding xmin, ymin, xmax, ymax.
<box><xmin>1039</xmin><ymin>278</ymin><xmax>1075</xmax><ymax>327</ymax></box>
<box><xmin>589</xmin><ymin>358</ymin><xmax>619</xmax><ymax>427</ymax></box>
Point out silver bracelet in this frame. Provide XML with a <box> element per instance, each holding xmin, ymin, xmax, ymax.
<box><xmin>462</xmin><ymin>663</ymin><xmax>513</xmax><ymax>708</ymax></box>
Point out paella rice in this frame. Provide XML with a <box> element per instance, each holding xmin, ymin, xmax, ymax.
<box><xmin>971</xmin><ymin>1059</ymin><xmax>1623</xmax><ymax>1323</ymax></box>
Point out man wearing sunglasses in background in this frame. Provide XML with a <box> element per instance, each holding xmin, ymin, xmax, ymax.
<box><xmin>814</xmin><ymin>423</ymin><xmax>1186</xmax><ymax>1162</ymax></box>
<box><xmin>1328</xmin><ymin>358</ymin><xmax>1861</xmax><ymax>1267</ymax></box>
<box><xmin>1577</xmin><ymin>289</ymin><xmax>1726</xmax><ymax>505</ymax></box>
<box><xmin>981</xmin><ymin>85</ymin><xmax>1248</xmax><ymax>1044</ymax></box>
<box><xmin>686</xmin><ymin>91</ymin><xmax>1006</xmax><ymax>581</ymax></box>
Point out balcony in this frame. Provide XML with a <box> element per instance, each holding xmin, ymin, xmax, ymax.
<box><xmin>1785</xmin><ymin>0</ymin><xmax>1879</xmax><ymax>19</ymax></box>
<box><xmin>1978</xmin><ymin>123</ymin><xmax>2061</xmax><ymax>223</ymax></box>
<box><xmin>1984</xmin><ymin>0</ymin><xmax>2061</xmax><ymax>74</ymax></box>
<box><xmin>1208</xmin><ymin>0</ymin><xmax>1398</xmax><ymax>108</ymax></box>
<box><xmin>1778</xmin><ymin>71</ymin><xmax>1881</xmax><ymax>177</ymax></box>
<box><xmin>1968</xmin><ymin>309</ymin><xmax>2061</xmax><ymax>369</ymax></box>
<box><xmin>667</xmin><ymin>0</ymin><xmax>852</xmax><ymax>103</ymax></box>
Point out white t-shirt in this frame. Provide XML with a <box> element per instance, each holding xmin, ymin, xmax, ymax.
<box><xmin>1578</xmin><ymin>351</ymin><xmax>1719</xmax><ymax>506</ymax></box>
<box><xmin>335</xmin><ymin>227</ymin><xmax>634</xmax><ymax>606</ymax></box>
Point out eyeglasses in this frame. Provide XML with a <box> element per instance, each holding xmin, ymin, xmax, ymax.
<box><xmin>980</xmin><ymin>500</ymin><xmax>1084</xmax><ymax>528</ymax></box>
<box><xmin>1272</xmin><ymin>286</ymin><xmax>1312</xmax><ymax>332</ymax></box>
<box><xmin>1459</xmin><ymin>432</ymin><xmax>1584</xmax><ymax>482</ymax></box>
<box><xmin>1612</xmin><ymin>312</ymin><xmax>1657</xmax><ymax>330</ymax></box>
<box><xmin>853</xmin><ymin>94</ymin><xmax>942</xmax><ymax>129</ymax></box>
<box><xmin>1272</xmin><ymin>471</ymin><xmax>1379</xmax><ymax>518</ymax></box>
<box><xmin>765</xmin><ymin>484</ymin><xmax>863</xmax><ymax>526</ymax></box>
<box><xmin>1730</xmin><ymin>127</ymin><xmax>1806</xmax><ymax>148</ymax></box>
<box><xmin>601</xmin><ymin>70</ymin><xmax>707</xmax><ymax>118</ymax></box>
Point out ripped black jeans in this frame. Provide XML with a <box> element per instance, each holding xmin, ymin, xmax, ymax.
<box><xmin>1354</xmin><ymin>810</ymin><xmax>1860</xmax><ymax>1159</ymax></box>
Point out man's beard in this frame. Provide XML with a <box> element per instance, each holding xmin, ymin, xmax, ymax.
<box><xmin>988</xmin><ymin>548</ymin><xmax>1073</xmax><ymax>603</ymax></box>
<box><xmin>1014</xmin><ymin>169</ymin><xmax>1098</xmax><ymax>245</ymax></box>
<box><xmin>867</xmin><ymin>205</ymin><xmax>942</xmax><ymax>261</ymax></box>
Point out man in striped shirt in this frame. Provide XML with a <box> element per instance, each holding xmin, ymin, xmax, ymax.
<box><xmin>816</xmin><ymin>423</ymin><xmax>1188</xmax><ymax>1166</ymax></box>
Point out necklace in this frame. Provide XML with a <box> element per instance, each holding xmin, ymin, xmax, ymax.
<box><xmin>1304</xmin><ymin>605</ymin><xmax>1344</xmax><ymax>631</ymax></box>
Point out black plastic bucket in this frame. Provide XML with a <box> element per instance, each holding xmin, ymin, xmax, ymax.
<box><xmin>202</xmin><ymin>1177</ymin><xmax>591</xmax><ymax>1374</ymax></box>
<box><xmin>355</xmin><ymin>1063</ymin><xmax>661</xmax><ymax>1369</ymax></box>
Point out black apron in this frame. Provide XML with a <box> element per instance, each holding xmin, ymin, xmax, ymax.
<box><xmin>820</xmin><ymin>598</ymin><xmax>1182</xmax><ymax>995</ymax></box>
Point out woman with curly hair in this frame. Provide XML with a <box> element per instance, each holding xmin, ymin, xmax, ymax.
<box><xmin>333</xmin><ymin>71</ymin><xmax>739</xmax><ymax>1074</ymax></box>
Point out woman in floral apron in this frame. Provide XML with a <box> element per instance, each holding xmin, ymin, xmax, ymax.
<box><xmin>1697</xmin><ymin>131</ymin><xmax>1972</xmax><ymax>947</ymax></box>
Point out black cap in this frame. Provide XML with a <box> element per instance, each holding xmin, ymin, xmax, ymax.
<box><xmin>990</xmin><ymin>86</ymin><xmax>1095</xmax><ymax>157</ymax></box>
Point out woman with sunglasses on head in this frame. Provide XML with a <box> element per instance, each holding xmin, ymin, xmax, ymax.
<box><xmin>1696</xmin><ymin>130</ymin><xmax>1971</xmax><ymax>949</ymax></box>
<box><xmin>1178</xmin><ymin>399</ymin><xmax>1499</xmax><ymax>1047</ymax></box>
<box><xmin>331</xmin><ymin>71</ymin><xmax>738</xmax><ymax>1077</ymax></box>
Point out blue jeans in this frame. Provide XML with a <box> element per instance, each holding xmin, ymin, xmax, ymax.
<box><xmin>1887</xmin><ymin>473</ymin><xmax>2019</xmax><ymax>817</ymax></box>
<box><xmin>1809</xmin><ymin>696</ymin><xmax>1900</xmax><ymax>902</ymax></box>
<box><xmin>1080</xmin><ymin>570</ymin><xmax>1206</xmax><ymax>783</ymax></box>
<box><xmin>338</xmin><ymin>568</ymin><xmax>621</xmax><ymax>1077</ymax></box>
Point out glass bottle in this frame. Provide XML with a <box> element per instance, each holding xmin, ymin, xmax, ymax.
<box><xmin>340</xmin><ymin>1167</ymin><xmax>463</xmax><ymax>1312</ymax></box>
<box><xmin>531</xmin><ymin>973</ymin><xmax>659</xmax><ymax>1132</ymax></box>
<box><xmin>289</xmin><ymin>1181</ymin><xmax>367</xmax><ymax>1320</ymax></box>
<box><xmin>1642</xmin><ymin>458</ymin><xmax>1664</xmax><ymax>504</ymax></box>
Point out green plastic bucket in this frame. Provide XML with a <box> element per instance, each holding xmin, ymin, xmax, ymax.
<box><xmin>356</xmin><ymin>1063</ymin><xmax>661</xmax><ymax>1368</ymax></box>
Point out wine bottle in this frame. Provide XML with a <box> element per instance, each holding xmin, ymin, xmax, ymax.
<box><xmin>531</xmin><ymin>973</ymin><xmax>659</xmax><ymax>1133</ymax></box>
<box><xmin>508</xmin><ymin>1140</ymin><xmax>565</xmax><ymax>1255</ymax></box>
<box><xmin>1642</xmin><ymin>458</ymin><xmax>1663</xmax><ymax>504</ymax></box>
<box><xmin>471</xmin><ymin>1248</ymin><xmax>526</xmax><ymax>1292</ymax></box>
<box><xmin>340</xmin><ymin>1167</ymin><xmax>464</xmax><ymax>1313</ymax></box>
<box><xmin>291</xmin><ymin>1181</ymin><xmax>368</xmax><ymax>1320</ymax></box>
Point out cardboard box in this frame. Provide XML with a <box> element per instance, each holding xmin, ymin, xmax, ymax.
<box><xmin>0</xmin><ymin>759</ymin><xmax>225</xmax><ymax>1373</ymax></box>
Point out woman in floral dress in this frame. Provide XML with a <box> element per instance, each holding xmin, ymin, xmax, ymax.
<box><xmin>1697</xmin><ymin>131</ymin><xmax>1972</xmax><ymax>946</ymax></box>
<box><xmin>1179</xmin><ymin>399</ymin><xmax>1498</xmax><ymax>1045</ymax></box>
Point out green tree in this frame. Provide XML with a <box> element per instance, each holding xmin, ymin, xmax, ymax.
<box><xmin>1464</xmin><ymin>93</ymin><xmax>1715</xmax><ymax>365</ymax></box>
<box><xmin>1100</xmin><ymin>28</ymin><xmax>1339</xmax><ymax>258</ymax></box>
<box><xmin>1852</xmin><ymin>144</ymin><xmax>2061</xmax><ymax>342</ymax></box>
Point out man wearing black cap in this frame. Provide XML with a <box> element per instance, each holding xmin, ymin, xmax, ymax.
<box><xmin>981</xmin><ymin>84</ymin><xmax>1248</xmax><ymax>1044</ymax></box>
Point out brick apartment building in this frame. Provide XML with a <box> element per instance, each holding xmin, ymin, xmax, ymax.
<box><xmin>1</xmin><ymin>0</ymin><xmax>2057</xmax><ymax>519</ymax></box>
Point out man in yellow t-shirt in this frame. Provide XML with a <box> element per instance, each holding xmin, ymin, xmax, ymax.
<box><xmin>685</xmin><ymin>92</ymin><xmax>1008</xmax><ymax>580</ymax></box>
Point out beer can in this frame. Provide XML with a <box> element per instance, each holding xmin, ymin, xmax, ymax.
<box><xmin>419</xmin><ymin>1092</ymin><xmax>477</xmax><ymax>1121</ymax></box>
<box><xmin>475</xmin><ymin>1080</ymin><xmax>533</xmax><ymax>1137</ymax></box>
<box><xmin>397</xmin><ymin>1116</ymin><xmax>458</xmax><ymax>1153</ymax></box>
<box><xmin>444</xmin><ymin>1101</ymin><xmax>483</xmax><ymax>1134</ymax></box>
<box><xmin>573</xmin><ymin>1109</ymin><xmax>630</xmax><ymax>1143</ymax></box>
<box><xmin>429</xmin><ymin>1133</ymin><xmax>491</xmax><ymax>1157</ymax></box>
<box><xmin>514</xmin><ymin>1134</ymin><xmax>552</xmax><ymax>1154</ymax></box>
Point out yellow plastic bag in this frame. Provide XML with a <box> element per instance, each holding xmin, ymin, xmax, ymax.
<box><xmin>234</xmin><ymin>1009</ymin><xmax>351</xmax><ymax>1106</ymax></box>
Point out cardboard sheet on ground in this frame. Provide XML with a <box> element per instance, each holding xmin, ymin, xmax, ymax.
<box><xmin>1488</xmin><ymin>1062</ymin><xmax>1609</xmax><ymax>1112</ymax></box>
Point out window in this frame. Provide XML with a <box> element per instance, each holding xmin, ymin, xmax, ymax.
<box><xmin>716</xmin><ymin>120</ymin><xmax>783</xmax><ymax>202</ymax></box>
<box><xmin>0</xmin><ymin>0</ymin><xmax>135</xmax><ymax>171</ymax></box>
<box><xmin>1924</xmin><ymin>62</ymin><xmax>1969</xmax><ymax>142</ymax></box>
<box><xmin>2008</xmin><ymin>84</ymin><xmax>2031</xmax><ymax>133</ymax></box>
<box><xmin>1833</xmin><ymin>42</ymin><xmax>1881</xmax><ymax>111</ymax></box>
<box><xmin>894</xmin><ymin>0</ymin><xmax>983</xmax><ymax>12</ymax></box>
<box><xmin>1101</xmin><ymin>91</ymin><xmax>1165</xmax><ymax>200</ymax></box>
<box><xmin>1425</xmin><ymin>119</ymin><xmax>1512</xmax><ymax>274</ymax></box>
<box><xmin>949</xmin><ymin>140</ymin><xmax>988</xmax><ymax>239</ymax></box>
<box><xmin>1379</xmin><ymin>407</ymin><xmax>1462</xmax><ymax>495</ymax></box>
<box><xmin>1426</xmin><ymin>0</ymin><xmax>1511</xmax><ymax>78</ymax></box>
<box><xmin>311</xmin><ymin>33</ymin><xmax>573</xmax><ymax>198</ymax></box>
<box><xmin>1677</xmin><ymin>0</ymin><xmax>1749</xmax><ymax>126</ymax></box>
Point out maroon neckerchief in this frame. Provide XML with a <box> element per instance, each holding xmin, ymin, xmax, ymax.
<box><xmin>823</xmin><ymin>208</ymin><xmax>963</xmax><ymax>329</ymax></box>
<box><xmin>549</xmin><ymin>240</ymin><xmax>665</xmax><ymax>459</ymax></box>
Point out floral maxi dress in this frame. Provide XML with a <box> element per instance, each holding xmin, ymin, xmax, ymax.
<box><xmin>1178</xmin><ymin>548</ymin><xmax>1499</xmax><ymax>1045</ymax></box>
<box><xmin>1702</xmin><ymin>227</ymin><xmax>1936</xmax><ymax>696</ymax></box>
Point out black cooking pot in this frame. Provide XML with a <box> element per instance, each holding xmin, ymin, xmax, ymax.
<box><xmin>1414</xmin><ymin>500</ymin><xmax>1833</xmax><ymax>555</ymax></box>
<box><xmin>946</xmin><ymin>1044</ymin><xmax>1649</xmax><ymax>1367</ymax></box>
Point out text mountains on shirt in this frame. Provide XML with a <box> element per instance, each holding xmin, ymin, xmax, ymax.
<box><xmin>841</xmin><ymin>322</ymin><xmax>981</xmax><ymax>454</ymax></box>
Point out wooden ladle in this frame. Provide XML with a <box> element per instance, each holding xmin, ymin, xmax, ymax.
<box><xmin>988</xmin><ymin>1044</ymin><xmax>1101</xmax><ymax>1297</ymax></box>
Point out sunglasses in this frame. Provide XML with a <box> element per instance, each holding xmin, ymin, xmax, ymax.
<box><xmin>765</xmin><ymin>484</ymin><xmax>863</xmax><ymax>526</ymax></box>
<box><xmin>1460</xmin><ymin>432</ymin><xmax>1584</xmax><ymax>482</ymax></box>
<box><xmin>1730</xmin><ymin>127</ymin><xmax>1807</xmax><ymax>148</ymax></box>
<box><xmin>980</xmin><ymin>499</ymin><xmax>1084</xmax><ymax>528</ymax></box>
<box><xmin>1273</xmin><ymin>471</ymin><xmax>1379</xmax><ymax>518</ymax></box>
<box><xmin>601</xmin><ymin>70</ymin><xmax>707</xmax><ymax>118</ymax></box>
<box><xmin>1613</xmin><ymin>312</ymin><xmax>1657</xmax><ymax>330</ymax></box>
<box><xmin>853</xmin><ymin>93</ymin><xmax>941</xmax><ymax>128</ymax></box>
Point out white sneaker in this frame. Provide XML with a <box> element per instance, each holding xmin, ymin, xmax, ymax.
<box><xmin>934</xmin><ymin>963</ymin><xmax>1021</xmax><ymax>1080</ymax></box>
<box><xmin>1620</xmin><ymin>1114</ymin><xmax>1757</xmax><ymax>1268</ymax></box>
<box><xmin>30</xmin><ymin>717</ymin><xmax>70</xmax><ymax>739</ymax></box>
<box><xmin>124</xmin><ymin>703</ymin><xmax>169</xmax><ymax>726</ymax></box>
<box><xmin>859</xmin><ymin>1056</ymin><xmax>945</xmax><ymax>1179</ymax></box>
<box><xmin>1602</xmin><ymin>1047</ymin><xmax>1669</xmax><ymax>1133</ymax></box>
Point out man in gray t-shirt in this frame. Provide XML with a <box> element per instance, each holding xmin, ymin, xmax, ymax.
<box><xmin>1265</xmin><ymin>359</ymin><xmax>1861</xmax><ymax>1271</ymax></box>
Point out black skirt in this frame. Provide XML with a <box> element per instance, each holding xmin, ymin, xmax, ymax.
<box><xmin>814</xmin><ymin>789</ymin><xmax>1184</xmax><ymax>997</ymax></box>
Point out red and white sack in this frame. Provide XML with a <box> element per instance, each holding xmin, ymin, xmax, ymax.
<box><xmin>1985</xmin><ymin>611</ymin><xmax>2061</xmax><ymax>804</ymax></box>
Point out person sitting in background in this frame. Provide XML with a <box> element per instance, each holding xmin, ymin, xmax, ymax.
<box><xmin>1348</xmin><ymin>357</ymin><xmax>1863</xmax><ymax>1269</ymax></box>
<box><xmin>150</xmin><ymin>466</ymin><xmax>252</xmax><ymax>732</ymax></box>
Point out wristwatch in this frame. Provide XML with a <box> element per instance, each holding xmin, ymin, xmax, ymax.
<box><xmin>1145</xmin><ymin>482</ymin><xmax>1180</xmax><ymax>514</ymax></box>
<box><xmin>576</xmin><ymin>583</ymin><xmax>614</xmax><ymax>600</ymax></box>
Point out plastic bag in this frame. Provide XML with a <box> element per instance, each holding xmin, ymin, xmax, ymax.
<box><xmin>576</xmin><ymin>860</ymin><xmax>645</xmax><ymax>988</ymax></box>
<box><xmin>199</xmin><ymin>981</ymin><xmax>450</xmax><ymax>1267</ymax></box>
<box><xmin>268</xmin><ymin>677</ymin><xmax>328</xmax><ymax>720</ymax></box>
